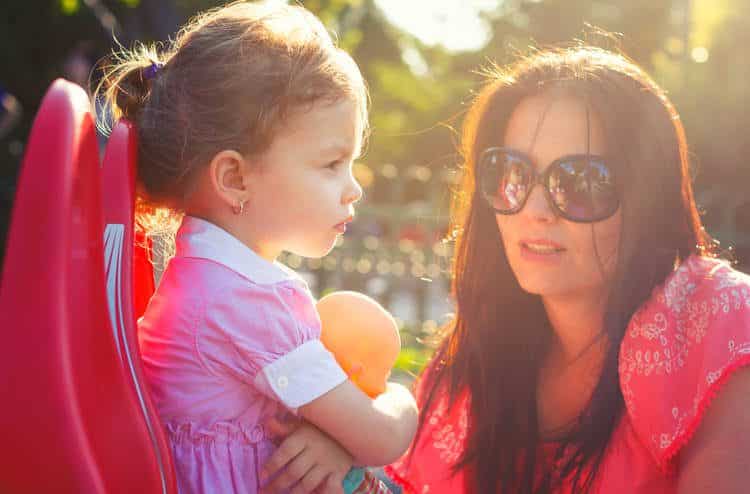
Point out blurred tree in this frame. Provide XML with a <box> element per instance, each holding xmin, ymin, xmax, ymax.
<box><xmin>660</xmin><ymin>0</ymin><xmax>750</xmax><ymax>267</ymax></box>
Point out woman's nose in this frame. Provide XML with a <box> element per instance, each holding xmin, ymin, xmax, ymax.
<box><xmin>522</xmin><ymin>183</ymin><xmax>555</xmax><ymax>222</ymax></box>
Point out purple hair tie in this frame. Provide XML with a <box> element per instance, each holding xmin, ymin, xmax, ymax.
<box><xmin>143</xmin><ymin>61</ymin><xmax>163</xmax><ymax>80</ymax></box>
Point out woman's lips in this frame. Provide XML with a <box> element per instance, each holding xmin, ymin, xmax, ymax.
<box><xmin>519</xmin><ymin>238</ymin><xmax>565</xmax><ymax>262</ymax></box>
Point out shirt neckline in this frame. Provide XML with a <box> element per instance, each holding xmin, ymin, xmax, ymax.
<box><xmin>174</xmin><ymin>216</ymin><xmax>305</xmax><ymax>286</ymax></box>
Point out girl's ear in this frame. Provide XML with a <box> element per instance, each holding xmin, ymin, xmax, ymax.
<box><xmin>207</xmin><ymin>149</ymin><xmax>252</xmax><ymax>210</ymax></box>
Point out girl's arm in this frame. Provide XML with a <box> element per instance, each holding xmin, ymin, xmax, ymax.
<box><xmin>299</xmin><ymin>380</ymin><xmax>417</xmax><ymax>467</ymax></box>
<box><xmin>261</xmin><ymin>382</ymin><xmax>416</xmax><ymax>492</ymax></box>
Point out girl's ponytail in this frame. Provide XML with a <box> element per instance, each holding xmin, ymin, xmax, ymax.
<box><xmin>95</xmin><ymin>44</ymin><xmax>165</xmax><ymax>134</ymax></box>
<box><xmin>94</xmin><ymin>44</ymin><xmax>180</xmax><ymax>260</ymax></box>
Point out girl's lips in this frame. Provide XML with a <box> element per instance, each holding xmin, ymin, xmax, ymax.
<box><xmin>334</xmin><ymin>216</ymin><xmax>353</xmax><ymax>233</ymax></box>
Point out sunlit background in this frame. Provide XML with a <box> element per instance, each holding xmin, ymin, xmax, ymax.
<box><xmin>1</xmin><ymin>0</ymin><xmax>749</xmax><ymax>374</ymax></box>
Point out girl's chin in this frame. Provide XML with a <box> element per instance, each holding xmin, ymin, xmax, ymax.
<box><xmin>288</xmin><ymin>239</ymin><xmax>337</xmax><ymax>259</ymax></box>
<box><xmin>293</xmin><ymin>249</ymin><xmax>329</xmax><ymax>260</ymax></box>
<box><xmin>305</xmin><ymin>245</ymin><xmax>336</xmax><ymax>259</ymax></box>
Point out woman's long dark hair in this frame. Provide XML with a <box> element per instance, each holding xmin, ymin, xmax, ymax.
<box><xmin>415</xmin><ymin>46</ymin><xmax>714</xmax><ymax>493</ymax></box>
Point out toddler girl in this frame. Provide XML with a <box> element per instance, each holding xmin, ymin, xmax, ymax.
<box><xmin>97</xmin><ymin>2</ymin><xmax>417</xmax><ymax>493</ymax></box>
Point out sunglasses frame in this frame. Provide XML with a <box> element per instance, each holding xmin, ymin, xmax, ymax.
<box><xmin>476</xmin><ymin>146</ymin><xmax>620</xmax><ymax>224</ymax></box>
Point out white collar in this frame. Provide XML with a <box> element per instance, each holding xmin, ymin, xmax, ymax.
<box><xmin>175</xmin><ymin>216</ymin><xmax>304</xmax><ymax>286</ymax></box>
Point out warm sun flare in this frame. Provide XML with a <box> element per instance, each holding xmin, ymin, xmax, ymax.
<box><xmin>375</xmin><ymin>0</ymin><xmax>502</xmax><ymax>52</ymax></box>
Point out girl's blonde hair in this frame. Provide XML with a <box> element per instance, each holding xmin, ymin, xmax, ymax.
<box><xmin>96</xmin><ymin>0</ymin><xmax>368</xmax><ymax>225</ymax></box>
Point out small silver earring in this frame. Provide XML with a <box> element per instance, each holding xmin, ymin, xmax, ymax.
<box><xmin>233</xmin><ymin>200</ymin><xmax>245</xmax><ymax>215</ymax></box>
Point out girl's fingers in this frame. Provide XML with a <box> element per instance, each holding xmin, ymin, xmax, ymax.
<box><xmin>290</xmin><ymin>465</ymin><xmax>327</xmax><ymax>494</ymax></box>
<box><xmin>261</xmin><ymin>435</ymin><xmax>305</xmax><ymax>484</ymax></box>
<box><xmin>263</xmin><ymin>448</ymin><xmax>314</xmax><ymax>493</ymax></box>
<box><xmin>322</xmin><ymin>472</ymin><xmax>346</xmax><ymax>494</ymax></box>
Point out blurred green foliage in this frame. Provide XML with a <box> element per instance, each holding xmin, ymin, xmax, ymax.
<box><xmin>394</xmin><ymin>345</ymin><xmax>432</xmax><ymax>378</ymax></box>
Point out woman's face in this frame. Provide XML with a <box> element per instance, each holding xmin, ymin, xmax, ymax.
<box><xmin>494</xmin><ymin>94</ymin><xmax>621</xmax><ymax>301</ymax></box>
<box><xmin>509</xmin><ymin>165</ymin><xmax>523</xmax><ymax>184</ymax></box>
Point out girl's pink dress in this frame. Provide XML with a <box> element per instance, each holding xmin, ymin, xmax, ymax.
<box><xmin>386</xmin><ymin>255</ymin><xmax>750</xmax><ymax>493</ymax></box>
<box><xmin>138</xmin><ymin>217</ymin><xmax>347</xmax><ymax>493</ymax></box>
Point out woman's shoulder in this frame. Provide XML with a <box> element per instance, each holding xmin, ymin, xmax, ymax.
<box><xmin>660</xmin><ymin>255</ymin><xmax>750</xmax><ymax>309</ymax></box>
<box><xmin>618</xmin><ymin>254</ymin><xmax>750</xmax><ymax>472</ymax></box>
<box><xmin>620</xmin><ymin>255</ymin><xmax>750</xmax><ymax>362</ymax></box>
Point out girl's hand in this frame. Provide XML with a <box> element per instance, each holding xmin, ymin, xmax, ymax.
<box><xmin>261</xmin><ymin>417</ymin><xmax>351</xmax><ymax>494</ymax></box>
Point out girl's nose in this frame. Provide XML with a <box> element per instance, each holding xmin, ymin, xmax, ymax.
<box><xmin>522</xmin><ymin>183</ymin><xmax>555</xmax><ymax>222</ymax></box>
<box><xmin>342</xmin><ymin>174</ymin><xmax>363</xmax><ymax>205</ymax></box>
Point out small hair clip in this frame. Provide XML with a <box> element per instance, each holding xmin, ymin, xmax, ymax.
<box><xmin>143</xmin><ymin>61</ymin><xmax>164</xmax><ymax>81</ymax></box>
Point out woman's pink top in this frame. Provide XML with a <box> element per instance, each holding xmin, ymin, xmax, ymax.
<box><xmin>386</xmin><ymin>255</ymin><xmax>750</xmax><ymax>493</ymax></box>
<box><xmin>138</xmin><ymin>217</ymin><xmax>347</xmax><ymax>493</ymax></box>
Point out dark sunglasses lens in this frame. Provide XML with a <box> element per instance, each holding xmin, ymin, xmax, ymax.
<box><xmin>479</xmin><ymin>151</ymin><xmax>532</xmax><ymax>212</ymax></box>
<box><xmin>548</xmin><ymin>158</ymin><xmax>618</xmax><ymax>221</ymax></box>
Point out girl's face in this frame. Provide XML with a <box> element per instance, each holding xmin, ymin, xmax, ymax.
<box><xmin>494</xmin><ymin>94</ymin><xmax>621</xmax><ymax>301</ymax></box>
<box><xmin>243</xmin><ymin>98</ymin><xmax>363</xmax><ymax>260</ymax></box>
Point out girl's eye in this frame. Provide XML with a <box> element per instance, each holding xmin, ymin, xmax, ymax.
<box><xmin>325</xmin><ymin>161</ymin><xmax>340</xmax><ymax>170</ymax></box>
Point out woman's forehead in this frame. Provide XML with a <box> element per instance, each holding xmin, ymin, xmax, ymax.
<box><xmin>502</xmin><ymin>93</ymin><xmax>607</xmax><ymax>161</ymax></box>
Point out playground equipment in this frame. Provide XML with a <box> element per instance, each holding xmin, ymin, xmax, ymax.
<box><xmin>0</xmin><ymin>79</ymin><xmax>176</xmax><ymax>493</ymax></box>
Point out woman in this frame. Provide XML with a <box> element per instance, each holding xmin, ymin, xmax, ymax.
<box><xmin>385</xmin><ymin>46</ymin><xmax>750</xmax><ymax>493</ymax></box>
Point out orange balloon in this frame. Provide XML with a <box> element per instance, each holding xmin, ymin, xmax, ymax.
<box><xmin>317</xmin><ymin>291</ymin><xmax>400</xmax><ymax>398</ymax></box>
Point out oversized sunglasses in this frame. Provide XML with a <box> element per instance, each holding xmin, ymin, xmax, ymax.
<box><xmin>477</xmin><ymin>147</ymin><xmax>619</xmax><ymax>223</ymax></box>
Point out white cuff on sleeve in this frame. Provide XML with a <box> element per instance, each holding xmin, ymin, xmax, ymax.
<box><xmin>254</xmin><ymin>339</ymin><xmax>347</xmax><ymax>410</ymax></box>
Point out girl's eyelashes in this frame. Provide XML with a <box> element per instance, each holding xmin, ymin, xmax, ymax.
<box><xmin>324</xmin><ymin>160</ymin><xmax>342</xmax><ymax>171</ymax></box>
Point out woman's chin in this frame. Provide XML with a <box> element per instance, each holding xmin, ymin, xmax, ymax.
<box><xmin>518</xmin><ymin>278</ymin><xmax>576</xmax><ymax>298</ymax></box>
